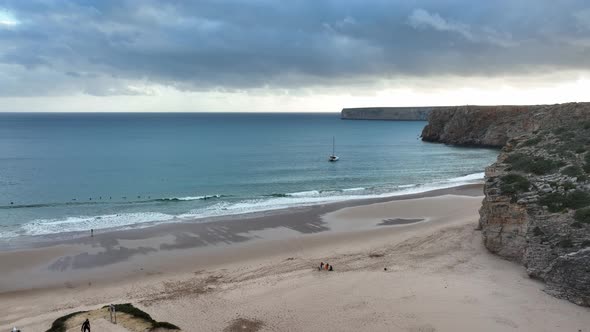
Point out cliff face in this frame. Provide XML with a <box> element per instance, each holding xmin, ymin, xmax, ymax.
<box><xmin>341</xmin><ymin>107</ymin><xmax>433</xmax><ymax>121</ymax></box>
<box><xmin>421</xmin><ymin>104</ymin><xmax>590</xmax><ymax>147</ymax></box>
<box><xmin>423</xmin><ymin>102</ymin><xmax>590</xmax><ymax>306</ymax></box>
<box><xmin>481</xmin><ymin>124</ymin><xmax>590</xmax><ymax>306</ymax></box>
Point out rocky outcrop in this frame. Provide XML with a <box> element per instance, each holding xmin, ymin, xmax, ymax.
<box><xmin>341</xmin><ymin>107</ymin><xmax>433</xmax><ymax>121</ymax></box>
<box><xmin>543</xmin><ymin>248</ymin><xmax>590</xmax><ymax>306</ymax></box>
<box><xmin>480</xmin><ymin>124</ymin><xmax>590</xmax><ymax>306</ymax></box>
<box><xmin>421</xmin><ymin>103</ymin><xmax>590</xmax><ymax>147</ymax></box>
<box><xmin>422</xmin><ymin>102</ymin><xmax>590</xmax><ymax>306</ymax></box>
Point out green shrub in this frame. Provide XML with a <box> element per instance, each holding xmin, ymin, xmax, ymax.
<box><xmin>558</xmin><ymin>131</ymin><xmax>576</xmax><ymax>140</ymax></box>
<box><xmin>532</xmin><ymin>226</ymin><xmax>545</xmax><ymax>236</ymax></box>
<box><xmin>504</xmin><ymin>153</ymin><xmax>561</xmax><ymax>175</ymax></box>
<box><xmin>539</xmin><ymin>193</ymin><xmax>567</xmax><ymax>212</ymax></box>
<box><xmin>562</xmin><ymin>166</ymin><xmax>584</xmax><ymax>178</ymax></box>
<box><xmin>575</xmin><ymin>207</ymin><xmax>590</xmax><ymax>224</ymax></box>
<box><xmin>567</xmin><ymin>190</ymin><xmax>590</xmax><ymax>209</ymax></box>
<box><xmin>49</xmin><ymin>304</ymin><xmax>179</xmax><ymax>332</ymax></box>
<box><xmin>558</xmin><ymin>238</ymin><xmax>573</xmax><ymax>248</ymax></box>
<box><xmin>500</xmin><ymin>174</ymin><xmax>530</xmax><ymax>195</ymax></box>
<box><xmin>554</xmin><ymin>149</ymin><xmax>575</xmax><ymax>159</ymax></box>
<box><xmin>563</xmin><ymin>182</ymin><xmax>576</xmax><ymax>190</ymax></box>
<box><xmin>540</xmin><ymin>190</ymin><xmax>590</xmax><ymax>212</ymax></box>
<box><xmin>522</xmin><ymin>136</ymin><xmax>542</xmax><ymax>146</ymax></box>
<box><xmin>107</xmin><ymin>303</ymin><xmax>180</xmax><ymax>331</ymax></box>
<box><xmin>152</xmin><ymin>322</ymin><xmax>181</xmax><ymax>330</ymax></box>
<box><xmin>110</xmin><ymin>303</ymin><xmax>153</xmax><ymax>322</ymax></box>
<box><xmin>46</xmin><ymin>311</ymin><xmax>88</xmax><ymax>332</ymax></box>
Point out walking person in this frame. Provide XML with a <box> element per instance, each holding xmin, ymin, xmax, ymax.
<box><xmin>81</xmin><ymin>318</ymin><xmax>91</xmax><ymax>332</ymax></box>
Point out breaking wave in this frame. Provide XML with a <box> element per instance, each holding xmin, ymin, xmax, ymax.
<box><xmin>2</xmin><ymin>173</ymin><xmax>484</xmax><ymax>238</ymax></box>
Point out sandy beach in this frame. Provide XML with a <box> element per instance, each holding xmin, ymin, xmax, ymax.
<box><xmin>1</xmin><ymin>184</ymin><xmax>589</xmax><ymax>332</ymax></box>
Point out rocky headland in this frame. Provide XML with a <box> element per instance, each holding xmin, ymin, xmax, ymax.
<box><xmin>421</xmin><ymin>102</ymin><xmax>590</xmax><ymax>306</ymax></box>
<box><xmin>421</xmin><ymin>104</ymin><xmax>590</xmax><ymax>147</ymax></box>
<box><xmin>341</xmin><ymin>107</ymin><xmax>433</xmax><ymax>121</ymax></box>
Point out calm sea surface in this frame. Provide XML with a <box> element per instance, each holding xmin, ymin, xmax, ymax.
<box><xmin>0</xmin><ymin>113</ymin><xmax>498</xmax><ymax>239</ymax></box>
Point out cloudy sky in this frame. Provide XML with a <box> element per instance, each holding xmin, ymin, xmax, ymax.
<box><xmin>1</xmin><ymin>0</ymin><xmax>590</xmax><ymax>112</ymax></box>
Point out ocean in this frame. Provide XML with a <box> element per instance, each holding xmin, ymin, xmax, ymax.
<box><xmin>0</xmin><ymin>113</ymin><xmax>498</xmax><ymax>239</ymax></box>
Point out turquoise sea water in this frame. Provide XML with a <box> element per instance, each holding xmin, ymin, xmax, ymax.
<box><xmin>0</xmin><ymin>113</ymin><xmax>498</xmax><ymax>239</ymax></box>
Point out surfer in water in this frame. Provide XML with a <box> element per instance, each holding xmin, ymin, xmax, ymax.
<box><xmin>81</xmin><ymin>318</ymin><xmax>91</xmax><ymax>332</ymax></box>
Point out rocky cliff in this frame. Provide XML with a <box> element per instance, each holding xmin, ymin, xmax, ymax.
<box><xmin>422</xmin><ymin>102</ymin><xmax>590</xmax><ymax>306</ymax></box>
<box><xmin>341</xmin><ymin>107</ymin><xmax>433</xmax><ymax>121</ymax></box>
<box><xmin>421</xmin><ymin>104</ymin><xmax>590</xmax><ymax>147</ymax></box>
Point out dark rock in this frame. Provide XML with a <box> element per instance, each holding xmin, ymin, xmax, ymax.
<box><xmin>423</xmin><ymin>102</ymin><xmax>590</xmax><ymax>307</ymax></box>
<box><xmin>341</xmin><ymin>107</ymin><xmax>433</xmax><ymax>121</ymax></box>
<box><xmin>421</xmin><ymin>103</ymin><xmax>590</xmax><ymax>147</ymax></box>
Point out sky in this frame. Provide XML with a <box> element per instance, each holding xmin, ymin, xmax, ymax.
<box><xmin>1</xmin><ymin>0</ymin><xmax>590</xmax><ymax>112</ymax></box>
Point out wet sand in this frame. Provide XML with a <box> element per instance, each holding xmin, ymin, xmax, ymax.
<box><xmin>1</xmin><ymin>183</ymin><xmax>589</xmax><ymax>331</ymax></box>
<box><xmin>0</xmin><ymin>184</ymin><xmax>483</xmax><ymax>292</ymax></box>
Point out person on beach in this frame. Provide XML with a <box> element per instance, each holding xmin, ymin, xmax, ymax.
<box><xmin>325</xmin><ymin>263</ymin><xmax>330</xmax><ymax>271</ymax></box>
<box><xmin>329</xmin><ymin>265</ymin><xmax>333</xmax><ymax>271</ymax></box>
<box><xmin>81</xmin><ymin>318</ymin><xmax>91</xmax><ymax>332</ymax></box>
<box><xmin>320</xmin><ymin>262</ymin><xmax>324</xmax><ymax>270</ymax></box>
<box><xmin>90</xmin><ymin>229</ymin><xmax>93</xmax><ymax>237</ymax></box>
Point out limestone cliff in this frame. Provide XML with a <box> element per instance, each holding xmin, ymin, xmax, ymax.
<box><xmin>341</xmin><ymin>107</ymin><xmax>433</xmax><ymax>121</ymax></box>
<box><xmin>481</xmin><ymin>125</ymin><xmax>590</xmax><ymax>306</ymax></box>
<box><xmin>421</xmin><ymin>103</ymin><xmax>590</xmax><ymax>147</ymax></box>
<box><xmin>422</xmin><ymin>102</ymin><xmax>590</xmax><ymax>306</ymax></box>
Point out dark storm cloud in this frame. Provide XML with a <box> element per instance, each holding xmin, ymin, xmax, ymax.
<box><xmin>1</xmin><ymin>0</ymin><xmax>589</xmax><ymax>96</ymax></box>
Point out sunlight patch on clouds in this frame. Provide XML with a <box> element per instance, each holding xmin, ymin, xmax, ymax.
<box><xmin>0</xmin><ymin>9</ymin><xmax>18</xmax><ymax>26</ymax></box>
<box><xmin>2</xmin><ymin>74</ymin><xmax>589</xmax><ymax>113</ymax></box>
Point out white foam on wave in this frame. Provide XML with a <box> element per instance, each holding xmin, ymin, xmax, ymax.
<box><xmin>444</xmin><ymin>172</ymin><xmax>485</xmax><ymax>183</ymax></box>
<box><xmin>162</xmin><ymin>194</ymin><xmax>221</xmax><ymax>201</ymax></box>
<box><xmin>342</xmin><ymin>187</ymin><xmax>365</xmax><ymax>192</ymax></box>
<box><xmin>4</xmin><ymin>172</ymin><xmax>485</xmax><ymax>238</ymax></box>
<box><xmin>176</xmin><ymin>196</ymin><xmax>205</xmax><ymax>201</ymax></box>
<box><xmin>19</xmin><ymin>212</ymin><xmax>174</xmax><ymax>237</ymax></box>
<box><xmin>287</xmin><ymin>190</ymin><xmax>321</xmax><ymax>197</ymax></box>
<box><xmin>176</xmin><ymin>172</ymin><xmax>485</xmax><ymax>221</ymax></box>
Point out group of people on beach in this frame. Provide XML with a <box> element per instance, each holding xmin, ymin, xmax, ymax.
<box><xmin>318</xmin><ymin>262</ymin><xmax>333</xmax><ymax>271</ymax></box>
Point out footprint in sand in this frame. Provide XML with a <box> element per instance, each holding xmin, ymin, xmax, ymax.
<box><xmin>224</xmin><ymin>318</ymin><xmax>265</xmax><ymax>332</ymax></box>
<box><xmin>407</xmin><ymin>324</ymin><xmax>436</xmax><ymax>332</ymax></box>
<box><xmin>461</xmin><ymin>295</ymin><xmax>479</xmax><ymax>304</ymax></box>
<box><xmin>493</xmin><ymin>316</ymin><xmax>518</xmax><ymax>329</ymax></box>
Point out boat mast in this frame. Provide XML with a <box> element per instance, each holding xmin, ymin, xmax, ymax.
<box><xmin>332</xmin><ymin>136</ymin><xmax>335</xmax><ymax>156</ymax></box>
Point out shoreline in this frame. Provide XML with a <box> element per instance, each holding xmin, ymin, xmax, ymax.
<box><xmin>0</xmin><ymin>184</ymin><xmax>483</xmax><ymax>293</ymax></box>
<box><xmin>2</xmin><ymin>182</ymin><xmax>589</xmax><ymax>331</ymax></box>
<box><xmin>2</xmin><ymin>182</ymin><xmax>485</xmax><ymax>251</ymax></box>
<box><xmin>2</xmin><ymin>172</ymin><xmax>489</xmax><ymax>244</ymax></box>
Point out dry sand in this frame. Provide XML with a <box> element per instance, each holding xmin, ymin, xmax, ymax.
<box><xmin>1</xmin><ymin>186</ymin><xmax>589</xmax><ymax>331</ymax></box>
